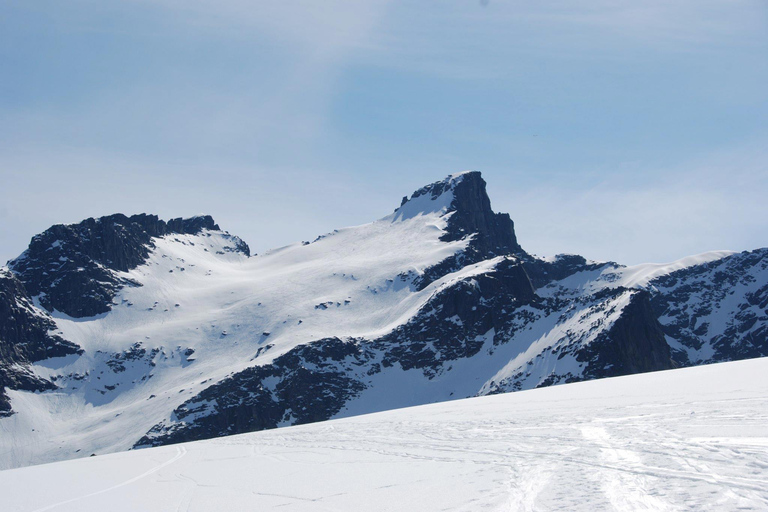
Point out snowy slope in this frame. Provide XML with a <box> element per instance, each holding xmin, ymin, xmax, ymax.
<box><xmin>2</xmin><ymin>358</ymin><xmax>766</xmax><ymax>512</ymax></box>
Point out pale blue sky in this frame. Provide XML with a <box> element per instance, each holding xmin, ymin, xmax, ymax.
<box><xmin>1</xmin><ymin>1</ymin><xmax>767</xmax><ymax>265</ymax></box>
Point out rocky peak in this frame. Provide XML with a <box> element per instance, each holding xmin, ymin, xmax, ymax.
<box><xmin>399</xmin><ymin>172</ymin><xmax>528</xmax><ymax>289</ymax></box>
<box><xmin>7</xmin><ymin>213</ymin><xmax>246</xmax><ymax>318</ymax></box>
<box><xmin>11</xmin><ymin>213</ymin><xmax>223</xmax><ymax>272</ymax></box>
<box><xmin>440</xmin><ymin>171</ymin><xmax>523</xmax><ymax>257</ymax></box>
<box><xmin>394</xmin><ymin>171</ymin><xmax>523</xmax><ymax>257</ymax></box>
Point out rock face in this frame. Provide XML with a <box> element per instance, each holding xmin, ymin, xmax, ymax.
<box><xmin>577</xmin><ymin>290</ymin><xmax>672</xmax><ymax>380</ymax></box>
<box><xmin>647</xmin><ymin>249</ymin><xmax>768</xmax><ymax>365</ymax></box>
<box><xmin>0</xmin><ymin>269</ymin><xmax>81</xmax><ymax>416</ymax></box>
<box><xmin>135</xmin><ymin>338</ymin><xmax>370</xmax><ymax>447</ymax></box>
<box><xmin>8</xmin><ymin>214</ymin><xmax>249</xmax><ymax>318</ymax></box>
<box><xmin>379</xmin><ymin>257</ymin><xmax>536</xmax><ymax>375</ymax></box>
<box><xmin>408</xmin><ymin>173</ymin><xmax>527</xmax><ymax>289</ymax></box>
<box><xmin>478</xmin><ymin>286</ymin><xmax>673</xmax><ymax>394</ymax></box>
<box><xmin>439</xmin><ymin>172</ymin><xmax>522</xmax><ymax>257</ymax></box>
<box><xmin>524</xmin><ymin>254</ymin><xmax>619</xmax><ymax>290</ymax></box>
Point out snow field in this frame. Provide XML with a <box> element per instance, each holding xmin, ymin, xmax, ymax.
<box><xmin>2</xmin><ymin>358</ymin><xmax>766</xmax><ymax>511</ymax></box>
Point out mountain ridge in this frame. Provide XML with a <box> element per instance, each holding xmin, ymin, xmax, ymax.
<box><xmin>0</xmin><ymin>171</ymin><xmax>765</xmax><ymax>469</ymax></box>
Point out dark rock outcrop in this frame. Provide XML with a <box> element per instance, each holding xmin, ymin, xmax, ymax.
<box><xmin>135</xmin><ymin>338</ymin><xmax>370</xmax><ymax>447</ymax></box>
<box><xmin>524</xmin><ymin>254</ymin><xmax>620</xmax><ymax>290</ymax></box>
<box><xmin>577</xmin><ymin>290</ymin><xmax>673</xmax><ymax>379</ymax></box>
<box><xmin>380</xmin><ymin>257</ymin><xmax>535</xmax><ymax>375</ymax></box>
<box><xmin>482</xmin><ymin>287</ymin><xmax>676</xmax><ymax>394</ymax></box>
<box><xmin>407</xmin><ymin>173</ymin><xmax>529</xmax><ymax>289</ymax></box>
<box><xmin>8</xmin><ymin>214</ymin><xmax>246</xmax><ymax>318</ymax></box>
<box><xmin>648</xmin><ymin>248</ymin><xmax>768</xmax><ymax>365</ymax></box>
<box><xmin>438</xmin><ymin>172</ymin><xmax>523</xmax><ymax>257</ymax></box>
<box><xmin>0</xmin><ymin>269</ymin><xmax>81</xmax><ymax>416</ymax></box>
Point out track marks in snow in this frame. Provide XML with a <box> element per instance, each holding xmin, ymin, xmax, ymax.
<box><xmin>5</xmin><ymin>359</ymin><xmax>768</xmax><ymax>512</ymax></box>
<box><xmin>31</xmin><ymin>446</ymin><xmax>187</xmax><ymax>512</ymax></box>
<box><xmin>505</xmin><ymin>464</ymin><xmax>552</xmax><ymax>512</ymax></box>
<box><xmin>174</xmin><ymin>472</ymin><xmax>197</xmax><ymax>512</ymax></box>
<box><xmin>581</xmin><ymin>425</ymin><xmax>678</xmax><ymax>511</ymax></box>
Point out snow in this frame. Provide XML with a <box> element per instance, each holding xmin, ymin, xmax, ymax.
<box><xmin>389</xmin><ymin>171</ymin><xmax>466</xmax><ymax>221</ymax></box>
<box><xmin>480</xmin><ymin>289</ymin><xmax>635</xmax><ymax>394</ymax></box>
<box><xmin>1</xmin><ymin>358</ymin><xmax>766</xmax><ymax>511</ymax></box>
<box><xmin>600</xmin><ymin>250</ymin><xmax>736</xmax><ymax>289</ymax></box>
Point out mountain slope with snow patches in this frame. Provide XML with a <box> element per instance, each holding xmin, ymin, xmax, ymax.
<box><xmin>2</xmin><ymin>358</ymin><xmax>766</xmax><ymax>512</ymax></box>
<box><xmin>0</xmin><ymin>171</ymin><xmax>766</xmax><ymax>470</ymax></box>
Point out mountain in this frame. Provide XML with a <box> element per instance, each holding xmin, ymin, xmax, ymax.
<box><xmin>0</xmin><ymin>171</ymin><xmax>766</xmax><ymax>469</ymax></box>
<box><xmin>3</xmin><ymin>357</ymin><xmax>766</xmax><ymax>512</ymax></box>
<box><xmin>7</xmin><ymin>213</ymin><xmax>247</xmax><ymax>318</ymax></box>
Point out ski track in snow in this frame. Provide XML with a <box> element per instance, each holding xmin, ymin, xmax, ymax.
<box><xmin>2</xmin><ymin>359</ymin><xmax>767</xmax><ymax>511</ymax></box>
<box><xmin>580</xmin><ymin>425</ymin><xmax>677</xmax><ymax>511</ymax></box>
<box><xmin>30</xmin><ymin>445</ymin><xmax>187</xmax><ymax>512</ymax></box>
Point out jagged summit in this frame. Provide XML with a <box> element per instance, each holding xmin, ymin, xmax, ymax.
<box><xmin>442</xmin><ymin>172</ymin><xmax>522</xmax><ymax>256</ymax></box>
<box><xmin>8</xmin><ymin>213</ymin><xmax>248</xmax><ymax>318</ymax></box>
<box><xmin>393</xmin><ymin>171</ymin><xmax>528</xmax><ymax>289</ymax></box>
<box><xmin>393</xmin><ymin>171</ymin><xmax>523</xmax><ymax>258</ymax></box>
<box><xmin>10</xmin><ymin>213</ymin><xmax>224</xmax><ymax>266</ymax></box>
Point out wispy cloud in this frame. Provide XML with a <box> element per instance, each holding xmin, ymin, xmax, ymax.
<box><xmin>1</xmin><ymin>0</ymin><xmax>766</xmax><ymax>265</ymax></box>
<box><xmin>500</xmin><ymin>138</ymin><xmax>768</xmax><ymax>264</ymax></box>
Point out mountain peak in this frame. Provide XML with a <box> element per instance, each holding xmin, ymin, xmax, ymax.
<box><xmin>441</xmin><ymin>172</ymin><xmax>522</xmax><ymax>256</ymax></box>
<box><xmin>391</xmin><ymin>171</ymin><xmax>527</xmax><ymax>290</ymax></box>
<box><xmin>7</xmin><ymin>213</ymin><xmax>247</xmax><ymax>318</ymax></box>
<box><xmin>394</xmin><ymin>171</ymin><xmax>523</xmax><ymax>257</ymax></box>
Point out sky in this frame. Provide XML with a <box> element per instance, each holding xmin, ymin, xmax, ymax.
<box><xmin>1</xmin><ymin>0</ymin><xmax>767</xmax><ymax>265</ymax></box>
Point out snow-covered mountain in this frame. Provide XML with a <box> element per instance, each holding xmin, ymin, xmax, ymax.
<box><xmin>1</xmin><ymin>171</ymin><xmax>766</xmax><ymax>469</ymax></box>
<box><xmin>2</xmin><ymin>358</ymin><xmax>766</xmax><ymax>511</ymax></box>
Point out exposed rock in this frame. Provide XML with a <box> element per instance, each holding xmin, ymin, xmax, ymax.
<box><xmin>439</xmin><ymin>172</ymin><xmax>523</xmax><ymax>257</ymax></box>
<box><xmin>577</xmin><ymin>290</ymin><xmax>673</xmax><ymax>379</ymax></box>
<box><xmin>648</xmin><ymin>248</ymin><xmax>768</xmax><ymax>365</ymax></box>
<box><xmin>380</xmin><ymin>257</ymin><xmax>535</xmax><ymax>375</ymax></box>
<box><xmin>409</xmin><ymin>172</ymin><xmax>528</xmax><ymax>289</ymax></box>
<box><xmin>0</xmin><ymin>269</ymin><xmax>81</xmax><ymax>416</ymax></box>
<box><xmin>8</xmin><ymin>214</ymin><xmax>247</xmax><ymax>318</ymax></box>
<box><xmin>135</xmin><ymin>338</ymin><xmax>370</xmax><ymax>447</ymax></box>
<box><xmin>524</xmin><ymin>254</ymin><xmax>620</xmax><ymax>290</ymax></box>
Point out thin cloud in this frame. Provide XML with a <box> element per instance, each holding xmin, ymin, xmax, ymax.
<box><xmin>503</xmin><ymin>138</ymin><xmax>768</xmax><ymax>264</ymax></box>
<box><xmin>1</xmin><ymin>0</ymin><xmax>766</xmax><ymax>267</ymax></box>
